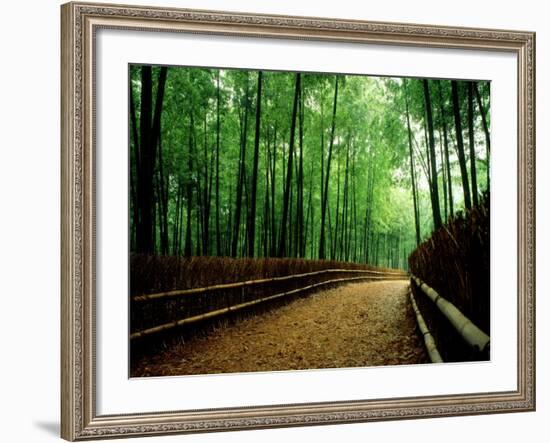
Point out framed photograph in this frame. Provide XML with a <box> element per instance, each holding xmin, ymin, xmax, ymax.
<box><xmin>61</xmin><ymin>1</ymin><xmax>535</xmax><ymax>440</ymax></box>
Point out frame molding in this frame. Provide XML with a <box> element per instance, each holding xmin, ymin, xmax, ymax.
<box><xmin>61</xmin><ymin>2</ymin><xmax>535</xmax><ymax>440</ymax></box>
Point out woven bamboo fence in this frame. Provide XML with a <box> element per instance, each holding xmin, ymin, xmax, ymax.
<box><xmin>131</xmin><ymin>266</ymin><xmax>408</xmax><ymax>338</ymax></box>
<box><xmin>408</xmin><ymin>194</ymin><xmax>490</xmax><ymax>362</ymax></box>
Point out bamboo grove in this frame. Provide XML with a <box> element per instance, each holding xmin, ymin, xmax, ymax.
<box><xmin>130</xmin><ymin>65</ymin><xmax>490</xmax><ymax>270</ymax></box>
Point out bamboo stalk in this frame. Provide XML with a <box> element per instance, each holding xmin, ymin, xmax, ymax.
<box><xmin>131</xmin><ymin>274</ymin><xmax>387</xmax><ymax>339</ymax></box>
<box><xmin>133</xmin><ymin>268</ymin><xmax>408</xmax><ymax>302</ymax></box>
<box><xmin>408</xmin><ymin>288</ymin><xmax>443</xmax><ymax>363</ymax></box>
<box><xmin>411</xmin><ymin>275</ymin><xmax>490</xmax><ymax>353</ymax></box>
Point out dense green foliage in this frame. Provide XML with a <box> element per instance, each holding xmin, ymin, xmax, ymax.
<box><xmin>130</xmin><ymin>64</ymin><xmax>490</xmax><ymax>270</ymax></box>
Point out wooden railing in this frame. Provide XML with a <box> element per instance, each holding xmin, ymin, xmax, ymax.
<box><xmin>131</xmin><ymin>268</ymin><xmax>408</xmax><ymax>340</ymax></box>
<box><xmin>410</xmin><ymin>275</ymin><xmax>490</xmax><ymax>355</ymax></box>
<box><xmin>408</xmin><ymin>288</ymin><xmax>443</xmax><ymax>363</ymax></box>
<box><xmin>132</xmin><ymin>268</ymin><xmax>407</xmax><ymax>302</ymax></box>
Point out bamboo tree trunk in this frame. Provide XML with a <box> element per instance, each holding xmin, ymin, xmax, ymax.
<box><xmin>438</xmin><ymin>81</ymin><xmax>454</xmax><ymax>217</ymax></box>
<box><xmin>474</xmin><ymin>82</ymin><xmax>491</xmax><ymax>188</ymax></box>
<box><xmin>157</xmin><ymin>133</ymin><xmax>169</xmax><ymax>254</ymax></box>
<box><xmin>129</xmin><ymin>85</ymin><xmax>140</xmax><ymax>251</ymax></box>
<box><xmin>231</xmin><ymin>74</ymin><xmax>250</xmax><ymax>257</ymax></box>
<box><xmin>439</xmin><ymin>130</ymin><xmax>448</xmax><ymax>221</ymax></box>
<box><xmin>247</xmin><ymin>71</ymin><xmax>263</xmax><ymax>257</ymax></box>
<box><xmin>270</xmin><ymin>126</ymin><xmax>277</xmax><ymax>256</ymax></box>
<box><xmin>365</xmin><ymin>157</ymin><xmax>375</xmax><ymax>263</ymax></box>
<box><xmin>226</xmin><ymin>181</ymin><xmax>233</xmax><ymax>256</ymax></box>
<box><xmin>278</xmin><ymin>73</ymin><xmax>301</xmax><ymax>257</ymax></box>
<box><xmin>304</xmin><ymin>155</ymin><xmax>314</xmax><ymax>259</ymax></box>
<box><xmin>297</xmin><ymin>78</ymin><xmax>305</xmax><ymax>258</ymax></box>
<box><xmin>288</xmin><ymin>153</ymin><xmax>295</xmax><ymax>257</ymax></box>
<box><xmin>423</xmin><ymin>79</ymin><xmax>443</xmax><ymax>230</ymax></box>
<box><xmin>136</xmin><ymin>66</ymin><xmax>153</xmax><ymax>254</ymax></box>
<box><xmin>215</xmin><ymin>70</ymin><xmax>221</xmax><ymax>256</ymax></box>
<box><xmin>343</xmin><ymin>137</ymin><xmax>351</xmax><ymax>260</ymax></box>
<box><xmin>263</xmin><ymin>130</ymin><xmax>271</xmax><ymax>257</ymax></box>
<box><xmin>184</xmin><ymin>110</ymin><xmax>195</xmax><ymax>257</ymax></box>
<box><xmin>319</xmin><ymin>76</ymin><xmax>339</xmax><ymax>259</ymax></box>
<box><xmin>333</xmin><ymin>154</ymin><xmax>341</xmax><ymax>260</ymax></box>
<box><xmin>319</xmin><ymin>98</ymin><xmax>325</xmax><ymax>258</ymax></box>
<box><xmin>405</xmin><ymin>80</ymin><xmax>421</xmax><ymax>245</ymax></box>
<box><xmin>352</xmin><ymin>148</ymin><xmax>358</xmax><ymax>262</ymax></box>
<box><xmin>172</xmin><ymin>181</ymin><xmax>182</xmax><ymax>254</ymax></box>
<box><xmin>423</xmin><ymin>113</ymin><xmax>432</xmax><ymax>188</ymax></box>
<box><xmin>451</xmin><ymin>80</ymin><xmax>472</xmax><ymax>210</ymax></box>
<box><xmin>202</xmin><ymin>113</ymin><xmax>213</xmax><ymax>256</ymax></box>
<box><xmin>468</xmin><ymin>81</ymin><xmax>479</xmax><ymax>206</ymax></box>
<box><xmin>136</xmin><ymin>66</ymin><xmax>168</xmax><ymax>254</ymax></box>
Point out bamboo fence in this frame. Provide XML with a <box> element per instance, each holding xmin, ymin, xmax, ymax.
<box><xmin>131</xmin><ymin>270</ymin><xmax>407</xmax><ymax>340</ymax></box>
<box><xmin>133</xmin><ymin>268</ymin><xmax>407</xmax><ymax>302</ymax></box>
<box><xmin>411</xmin><ymin>275</ymin><xmax>490</xmax><ymax>353</ymax></box>
<box><xmin>408</xmin><ymin>288</ymin><xmax>443</xmax><ymax>363</ymax></box>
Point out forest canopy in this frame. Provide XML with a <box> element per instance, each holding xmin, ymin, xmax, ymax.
<box><xmin>129</xmin><ymin>64</ymin><xmax>490</xmax><ymax>270</ymax></box>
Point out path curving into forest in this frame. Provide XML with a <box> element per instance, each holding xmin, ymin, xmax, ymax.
<box><xmin>132</xmin><ymin>280</ymin><xmax>428</xmax><ymax>376</ymax></box>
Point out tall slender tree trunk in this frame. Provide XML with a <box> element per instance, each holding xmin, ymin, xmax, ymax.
<box><xmin>423</xmin><ymin>114</ymin><xmax>432</xmax><ymax>188</ymax></box>
<box><xmin>215</xmin><ymin>71</ymin><xmax>221</xmax><ymax>256</ymax></box>
<box><xmin>171</xmin><ymin>184</ymin><xmax>178</xmax><ymax>255</ymax></box>
<box><xmin>333</xmin><ymin>154</ymin><xmax>341</xmax><ymax>260</ymax></box>
<box><xmin>270</xmin><ymin>126</ymin><xmax>277</xmax><ymax>256</ymax></box>
<box><xmin>263</xmin><ymin>130</ymin><xmax>271</xmax><ymax>257</ymax></box>
<box><xmin>319</xmin><ymin>98</ymin><xmax>325</xmax><ymax>258</ymax></box>
<box><xmin>201</xmin><ymin>113</ymin><xmax>214</xmax><ymax>256</ymax></box>
<box><xmin>319</xmin><ymin>76</ymin><xmax>339</xmax><ymax>259</ymax></box>
<box><xmin>278</xmin><ymin>73</ymin><xmax>301</xmax><ymax>257</ymax></box>
<box><xmin>304</xmin><ymin>154</ymin><xmax>314</xmax><ymax>259</ymax></box>
<box><xmin>241</xmin><ymin>166</ymin><xmax>250</xmax><ymax>257</ymax></box>
<box><xmin>451</xmin><ymin>80</ymin><xmax>472</xmax><ymax>210</ymax></box>
<box><xmin>405</xmin><ymin>80</ymin><xmax>421</xmax><ymax>245</ymax></box>
<box><xmin>439</xmin><ymin>130</ymin><xmax>448</xmax><ymax>220</ymax></box>
<box><xmin>423</xmin><ymin>79</ymin><xmax>442</xmax><ymax>230</ymax></box>
<box><xmin>157</xmin><ymin>133</ymin><xmax>169</xmax><ymax>254</ymax></box>
<box><xmin>136</xmin><ymin>67</ymin><xmax>153</xmax><ymax>254</ymax></box>
<box><xmin>288</xmin><ymin>155</ymin><xmax>295</xmax><ymax>257</ymax></box>
<box><xmin>184</xmin><ymin>112</ymin><xmax>194</xmax><ymax>257</ymax></box>
<box><xmin>129</xmin><ymin>86</ymin><xmax>141</xmax><ymax>251</ymax></box>
<box><xmin>467</xmin><ymin>81</ymin><xmax>479</xmax><ymax>206</ymax></box>
<box><xmin>474</xmin><ymin>82</ymin><xmax>491</xmax><ymax>188</ymax></box>
<box><xmin>136</xmin><ymin>66</ymin><xmax>153</xmax><ymax>253</ymax></box>
<box><xmin>231</xmin><ymin>75</ymin><xmax>250</xmax><ymax>257</ymax></box>
<box><xmin>226</xmin><ymin>181</ymin><xmax>233</xmax><ymax>256</ymax></box>
<box><xmin>365</xmin><ymin>157</ymin><xmax>375</xmax><ymax>263</ymax></box>
<box><xmin>438</xmin><ymin>81</ymin><xmax>454</xmax><ymax>217</ymax></box>
<box><xmin>136</xmin><ymin>66</ymin><xmax>167</xmax><ymax>254</ymax></box>
<box><xmin>343</xmin><ymin>138</ymin><xmax>351</xmax><ymax>260</ymax></box>
<box><xmin>297</xmin><ymin>78</ymin><xmax>305</xmax><ymax>257</ymax></box>
<box><xmin>351</xmin><ymin>151</ymin><xmax>358</xmax><ymax>262</ymax></box>
<box><xmin>247</xmin><ymin>71</ymin><xmax>263</xmax><ymax>257</ymax></box>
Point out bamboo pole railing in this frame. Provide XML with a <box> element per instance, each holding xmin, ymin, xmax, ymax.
<box><xmin>133</xmin><ymin>268</ymin><xmax>408</xmax><ymax>302</ymax></box>
<box><xmin>408</xmin><ymin>289</ymin><xmax>443</xmax><ymax>363</ymax></box>
<box><xmin>131</xmin><ymin>274</ymin><xmax>398</xmax><ymax>340</ymax></box>
<box><xmin>411</xmin><ymin>275</ymin><xmax>490</xmax><ymax>353</ymax></box>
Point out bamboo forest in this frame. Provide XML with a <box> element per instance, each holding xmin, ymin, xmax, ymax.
<box><xmin>130</xmin><ymin>64</ymin><xmax>491</xmax><ymax>376</ymax></box>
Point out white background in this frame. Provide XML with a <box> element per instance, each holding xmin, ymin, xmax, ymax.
<box><xmin>0</xmin><ymin>0</ymin><xmax>546</xmax><ymax>442</ymax></box>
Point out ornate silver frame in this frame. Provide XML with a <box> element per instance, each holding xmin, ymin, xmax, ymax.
<box><xmin>61</xmin><ymin>2</ymin><xmax>535</xmax><ymax>440</ymax></box>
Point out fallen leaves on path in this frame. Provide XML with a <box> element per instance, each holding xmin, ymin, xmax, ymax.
<box><xmin>132</xmin><ymin>280</ymin><xmax>429</xmax><ymax>377</ymax></box>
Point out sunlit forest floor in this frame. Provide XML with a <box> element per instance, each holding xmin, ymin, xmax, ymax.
<box><xmin>131</xmin><ymin>280</ymin><xmax>428</xmax><ymax>376</ymax></box>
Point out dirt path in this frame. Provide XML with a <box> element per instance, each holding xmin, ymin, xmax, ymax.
<box><xmin>133</xmin><ymin>280</ymin><xmax>428</xmax><ymax>376</ymax></box>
